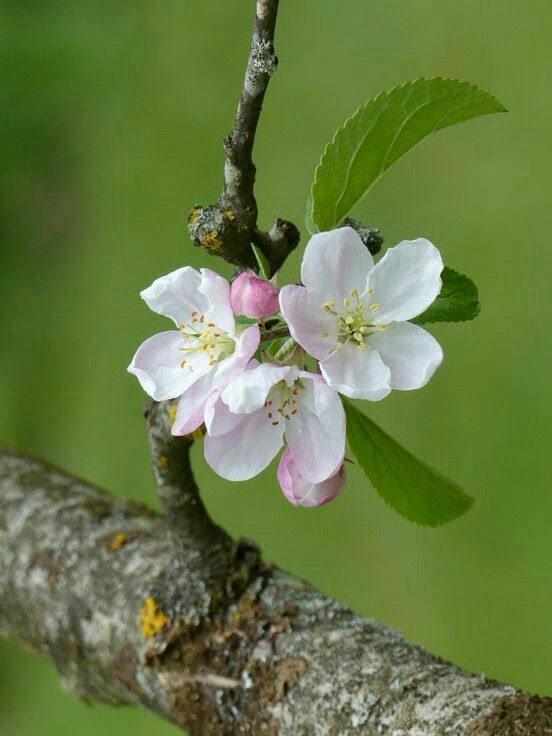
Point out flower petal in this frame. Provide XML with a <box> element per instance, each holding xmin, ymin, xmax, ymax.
<box><xmin>221</xmin><ymin>363</ymin><xmax>298</xmax><ymax>415</ymax></box>
<box><xmin>320</xmin><ymin>344</ymin><xmax>391</xmax><ymax>401</ymax></box>
<box><xmin>301</xmin><ymin>227</ymin><xmax>372</xmax><ymax>303</ymax></box>
<box><xmin>368</xmin><ymin>238</ymin><xmax>443</xmax><ymax>323</ymax></box>
<box><xmin>140</xmin><ymin>267</ymin><xmax>205</xmax><ymax>326</ymax></box>
<box><xmin>199</xmin><ymin>268</ymin><xmax>235</xmax><ymax>334</ymax></box>
<box><xmin>204</xmin><ymin>391</ymin><xmax>241</xmax><ymax>438</ymax></box>
<box><xmin>369</xmin><ymin>321</ymin><xmax>443</xmax><ymax>390</ymax></box>
<box><xmin>278</xmin><ymin>449</ymin><xmax>346</xmax><ymax>508</ymax></box>
<box><xmin>128</xmin><ymin>331</ymin><xmax>210</xmax><ymax>401</ymax></box>
<box><xmin>172</xmin><ymin>371</ymin><xmax>217</xmax><ymax>436</ymax></box>
<box><xmin>279</xmin><ymin>285</ymin><xmax>337</xmax><ymax>360</ymax></box>
<box><xmin>204</xmin><ymin>407</ymin><xmax>283</xmax><ymax>481</ymax></box>
<box><xmin>214</xmin><ymin>324</ymin><xmax>260</xmax><ymax>385</ymax></box>
<box><xmin>285</xmin><ymin>375</ymin><xmax>346</xmax><ymax>483</ymax></box>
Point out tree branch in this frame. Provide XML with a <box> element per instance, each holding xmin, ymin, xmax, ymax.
<box><xmin>1</xmin><ymin>445</ymin><xmax>550</xmax><ymax>735</ymax></box>
<box><xmin>188</xmin><ymin>0</ymin><xmax>299</xmax><ymax>274</ymax></box>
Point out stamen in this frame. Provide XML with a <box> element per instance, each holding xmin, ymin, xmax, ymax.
<box><xmin>370</xmin><ymin>303</ymin><xmax>380</xmax><ymax>312</ymax></box>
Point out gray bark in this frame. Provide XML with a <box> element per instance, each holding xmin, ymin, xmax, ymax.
<box><xmin>0</xmin><ymin>402</ymin><xmax>550</xmax><ymax>735</ymax></box>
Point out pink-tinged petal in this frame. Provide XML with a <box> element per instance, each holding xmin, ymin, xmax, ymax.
<box><xmin>128</xmin><ymin>331</ymin><xmax>210</xmax><ymax>401</ymax></box>
<box><xmin>369</xmin><ymin>321</ymin><xmax>443</xmax><ymax>390</ymax></box>
<box><xmin>278</xmin><ymin>449</ymin><xmax>346</xmax><ymax>508</ymax></box>
<box><xmin>279</xmin><ymin>285</ymin><xmax>337</xmax><ymax>360</ymax></box>
<box><xmin>301</xmin><ymin>227</ymin><xmax>372</xmax><ymax>304</ymax></box>
<box><xmin>199</xmin><ymin>268</ymin><xmax>235</xmax><ymax>334</ymax></box>
<box><xmin>230</xmin><ymin>272</ymin><xmax>280</xmax><ymax>319</ymax></box>
<box><xmin>320</xmin><ymin>344</ymin><xmax>391</xmax><ymax>401</ymax></box>
<box><xmin>204</xmin><ymin>409</ymin><xmax>283</xmax><ymax>481</ymax></box>
<box><xmin>368</xmin><ymin>238</ymin><xmax>443</xmax><ymax>324</ymax></box>
<box><xmin>221</xmin><ymin>363</ymin><xmax>298</xmax><ymax>415</ymax></box>
<box><xmin>214</xmin><ymin>324</ymin><xmax>260</xmax><ymax>385</ymax></box>
<box><xmin>140</xmin><ymin>267</ymin><xmax>205</xmax><ymax>326</ymax></box>
<box><xmin>285</xmin><ymin>375</ymin><xmax>346</xmax><ymax>483</ymax></box>
<box><xmin>172</xmin><ymin>371</ymin><xmax>217</xmax><ymax>436</ymax></box>
<box><xmin>204</xmin><ymin>391</ymin><xmax>242</xmax><ymax>437</ymax></box>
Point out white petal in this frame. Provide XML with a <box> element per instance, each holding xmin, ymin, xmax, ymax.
<box><xmin>140</xmin><ymin>267</ymin><xmax>205</xmax><ymax>326</ymax></box>
<box><xmin>301</xmin><ymin>227</ymin><xmax>372</xmax><ymax>304</ymax></box>
<box><xmin>285</xmin><ymin>375</ymin><xmax>346</xmax><ymax>483</ymax></box>
<box><xmin>279</xmin><ymin>285</ymin><xmax>337</xmax><ymax>360</ymax></box>
<box><xmin>199</xmin><ymin>268</ymin><xmax>235</xmax><ymax>334</ymax></box>
<box><xmin>172</xmin><ymin>371</ymin><xmax>216</xmax><ymax>436</ymax></box>
<box><xmin>221</xmin><ymin>363</ymin><xmax>298</xmax><ymax>415</ymax></box>
<box><xmin>204</xmin><ymin>392</ymin><xmax>246</xmax><ymax>438</ymax></box>
<box><xmin>214</xmin><ymin>324</ymin><xmax>260</xmax><ymax>385</ymax></box>
<box><xmin>368</xmin><ymin>238</ymin><xmax>443</xmax><ymax>323</ymax></box>
<box><xmin>204</xmin><ymin>409</ymin><xmax>283</xmax><ymax>481</ymax></box>
<box><xmin>369</xmin><ymin>321</ymin><xmax>443</xmax><ymax>390</ymax></box>
<box><xmin>320</xmin><ymin>344</ymin><xmax>391</xmax><ymax>401</ymax></box>
<box><xmin>128</xmin><ymin>331</ymin><xmax>210</xmax><ymax>401</ymax></box>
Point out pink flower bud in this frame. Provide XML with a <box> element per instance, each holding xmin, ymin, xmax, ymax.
<box><xmin>277</xmin><ymin>449</ymin><xmax>346</xmax><ymax>508</ymax></box>
<box><xmin>230</xmin><ymin>271</ymin><xmax>279</xmax><ymax>319</ymax></box>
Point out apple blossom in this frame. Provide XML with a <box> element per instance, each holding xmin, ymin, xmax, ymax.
<box><xmin>230</xmin><ymin>271</ymin><xmax>280</xmax><ymax>319</ymax></box>
<box><xmin>203</xmin><ymin>362</ymin><xmax>345</xmax><ymax>483</ymax></box>
<box><xmin>128</xmin><ymin>266</ymin><xmax>260</xmax><ymax>433</ymax></box>
<box><xmin>277</xmin><ymin>449</ymin><xmax>346</xmax><ymax>507</ymax></box>
<box><xmin>280</xmin><ymin>227</ymin><xmax>444</xmax><ymax>400</ymax></box>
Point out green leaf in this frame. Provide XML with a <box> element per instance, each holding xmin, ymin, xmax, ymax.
<box><xmin>251</xmin><ymin>244</ymin><xmax>271</xmax><ymax>279</ymax></box>
<box><xmin>412</xmin><ymin>267</ymin><xmax>480</xmax><ymax>324</ymax></box>
<box><xmin>235</xmin><ymin>315</ymin><xmax>258</xmax><ymax>326</ymax></box>
<box><xmin>311</xmin><ymin>78</ymin><xmax>506</xmax><ymax>231</ymax></box>
<box><xmin>344</xmin><ymin>399</ymin><xmax>473</xmax><ymax>526</ymax></box>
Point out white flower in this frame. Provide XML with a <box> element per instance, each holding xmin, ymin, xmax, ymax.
<box><xmin>279</xmin><ymin>227</ymin><xmax>444</xmax><ymax>400</ymax></box>
<box><xmin>128</xmin><ymin>267</ymin><xmax>260</xmax><ymax>433</ymax></box>
<box><xmin>203</xmin><ymin>362</ymin><xmax>345</xmax><ymax>483</ymax></box>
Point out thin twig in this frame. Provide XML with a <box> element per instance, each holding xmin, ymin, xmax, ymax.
<box><xmin>188</xmin><ymin>0</ymin><xmax>299</xmax><ymax>274</ymax></box>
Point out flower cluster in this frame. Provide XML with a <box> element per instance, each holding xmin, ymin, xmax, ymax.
<box><xmin>129</xmin><ymin>227</ymin><xmax>444</xmax><ymax>507</ymax></box>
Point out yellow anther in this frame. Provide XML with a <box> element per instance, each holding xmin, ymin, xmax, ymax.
<box><xmin>343</xmin><ymin>298</ymin><xmax>350</xmax><ymax>307</ymax></box>
<box><xmin>322</xmin><ymin>330</ymin><xmax>329</xmax><ymax>337</ymax></box>
<box><xmin>370</xmin><ymin>303</ymin><xmax>380</xmax><ymax>313</ymax></box>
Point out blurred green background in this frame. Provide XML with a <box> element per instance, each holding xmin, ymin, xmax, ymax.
<box><xmin>1</xmin><ymin>0</ymin><xmax>550</xmax><ymax>733</ymax></box>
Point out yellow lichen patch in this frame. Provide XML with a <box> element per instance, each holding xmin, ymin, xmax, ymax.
<box><xmin>168</xmin><ymin>404</ymin><xmax>178</xmax><ymax>426</ymax></box>
<box><xmin>109</xmin><ymin>532</ymin><xmax>127</xmax><ymax>551</ymax></box>
<box><xmin>188</xmin><ymin>207</ymin><xmax>201</xmax><ymax>225</ymax></box>
<box><xmin>224</xmin><ymin>209</ymin><xmax>236</xmax><ymax>221</ymax></box>
<box><xmin>156</xmin><ymin>455</ymin><xmax>169</xmax><ymax>470</ymax></box>
<box><xmin>202</xmin><ymin>230</ymin><xmax>222</xmax><ymax>251</ymax></box>
<box><xmin>140</xmin><ymin>596</ymin><xmax>168</xmax><ymax>638</ymax></box>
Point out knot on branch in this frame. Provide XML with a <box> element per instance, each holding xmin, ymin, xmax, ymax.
<box><xmin>188</xmin><ymin>204</ymin><xmax>257</xmax><ymax>269</ymax></box>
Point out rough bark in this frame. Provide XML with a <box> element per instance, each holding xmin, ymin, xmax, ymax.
<box><xmin>1</xmin><ymin>428</ymin><xmax>550</xmax><ymax>735</ymax></box>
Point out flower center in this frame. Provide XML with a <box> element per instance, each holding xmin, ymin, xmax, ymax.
<box><xmin>178</xmin><ymin>312</ymin><xmax>235</xmax><ymax>369</ymax></box>
<box><xmin>322</xmin><ymin>289</ymin><xmax>387</xmax><ymax>352</ymax></box>
<box><xmin>263</xmin><ymin>379</ymin><xmax>303</xmax><ymax>426</ymax></box>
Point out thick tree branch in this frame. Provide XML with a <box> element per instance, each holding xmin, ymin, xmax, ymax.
<box><xmin>1</xmin><ymin>445</ymin><xmax>550</xmax><ymax>735</ymax></box>
<box><xmin>188</xmin><ymin>0</ymin><xmax>299</xmax><ymax>274</ymax></box>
